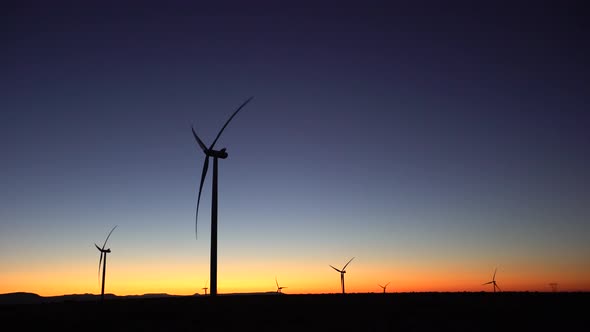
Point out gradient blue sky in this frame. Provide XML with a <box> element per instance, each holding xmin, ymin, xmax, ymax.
<box><xmin>1</xmin><ymin>1</ymin><xmax>589</xmax><ymax>295</ymax></box>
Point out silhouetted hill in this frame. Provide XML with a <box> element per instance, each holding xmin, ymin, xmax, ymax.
<box><xmin>0</xmin><ymin>292</ymin><xmax>43</xmax><ymax>305</ymax></box>
<box><xmin>1</xmin><ymin>292</ymin><xmax>586</xmax><ymax>331</ymax></box>
<box><xmin>0</xmin><ymin>292</ymin><xmax>182</xmax><ymax>305</ymax></box>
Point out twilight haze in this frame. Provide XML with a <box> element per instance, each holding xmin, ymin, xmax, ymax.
<box><xmin>1</xmin><ymin>1</ymin><xmax>588</xmax><ymax>296</ymax></box>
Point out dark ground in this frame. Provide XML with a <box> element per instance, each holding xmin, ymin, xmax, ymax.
<box><xmin>0</xmin><ymin>292</ymin><xmax>586</xmax><ymax>331</ymax></box>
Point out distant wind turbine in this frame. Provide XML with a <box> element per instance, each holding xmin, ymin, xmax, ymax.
<box><xmin>202</xmin><ymin>279</ymin><xmax>209</xmax><ymax>295</ymax></box>
<box><xmin>275</xmin><ymin>277</ymin><xmax>287</xmax><ymax>293</ymax></box>
<box><xmin>95</xmin><ymin>225</ymin><xmax>117</xmax><ymax>302</ymax></box>
<box><xmin>192</xmin><ymin>96</ymin><xmax>253</xmax><ymax>296</ymax></box>
<box><xmin>482</xmin><ymin>268</ymin><xmax>501</xmax><ymax>293</ymax></box>
<box><xmin>330</xmin><ymin>257</ymin><xmax>355</xmax><ymax>294</ymax></box>
<box><xmin>378</xmin><ymin>282</ymin><xmax>390</xmax><ymax>293</ymax></box>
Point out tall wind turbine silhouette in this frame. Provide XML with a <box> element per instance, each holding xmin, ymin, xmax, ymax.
<box><xmin>482</xmin><ymin>268</ymin><xmax>501</xmax><ymax>293</ymax></box>
<box><xmin>275</xmin><ymin>277</ymin><xmax>287</xmax><ymax>293</ymax></box>
<box><xmin>330</xmin><ymin>257</ymin><xmax>354</xmax><ymax>294</ymax></box>
<box><xmin>192</xmin><ymin>96</ymin><xmax>253</xmax><ymax>296</ymax></box>
<box><xmin>95</xmin><ymin>225</ymin><xmax>117</xmax><ymax>302</ymax></box>
<box><xmin>378</xmin><ymin>282</ymin><xmax>390</xmax><ymax>293</ymax></box>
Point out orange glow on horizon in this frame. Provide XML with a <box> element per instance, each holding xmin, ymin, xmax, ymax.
<box><xmin>2</xmin><ymin>257</ymin><xmax>589</xmax><ymax>296</ymax></box>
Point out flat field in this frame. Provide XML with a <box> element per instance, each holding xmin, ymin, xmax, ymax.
<box><xmin>1</xmin><ymin>292</ymin><xmax>586</xmax><ymax>331</ymax></box>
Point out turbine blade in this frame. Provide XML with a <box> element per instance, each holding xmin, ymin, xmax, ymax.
<box><xmin>95</xmin><ymin>244</ymin><xmax>102</xmax><ymax>283</ymax></box>
<box><xmin>329</xmin><ymin>265</ymin><xmax>342</xmax><ymax>273</ymax></box>
<box><xmin>102</xmin><ymin>225</ymin><xmax>117</xmax><ymax>250</ymax></box>
<box><xmin>195</xmin><ymin>156</ymin><xmax>210</xmax><ymax>239</ymax></box>
<box><xmin>209</xmin><ymin>96</ymin><xmax>253</xmax><ymax>150</ymax></box>
<box><xmin>97</xmin><ymin>251</ymin><xmax>103</xmax><ymax>285</ymax></box>
<box><xmin>342</xmin><ymin>257</ymin><xmax>355</xmax><ymax>270</ymax></box>
<box><xmin>191</xmin><ymin>126</ymin><xmax>208</xmax><ymax>153</ymax></box>
<box><xmin>276</xmin><ymin>277</ymin><xmax>279</xmax><ymax>288</ymax></box>
<box><xmin>495</xmin><ymin>283</ymin><xmax>501</xmax><ymax>292</ymax></box>
<box><xmin>493</xmin><ymin>268</ymin><xmax>497</xmax><ymax>281</ymax></box>
<box><xmin>482</xmin><ymin>281</ymin><xmax>492</xmax><ymax>285</ymax></box>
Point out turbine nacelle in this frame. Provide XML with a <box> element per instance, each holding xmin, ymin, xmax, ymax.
<box><xmin>205</xmin><ymin>148</ymin><xmax>228</xmax><ymax>159</ymax></box>
<box><xmin>329</xmin><ymin>265</ymin><xmax>345</xmax><ymax>273</ymax></box>
<box><xmin>95</xmin><ymin>243</ymin><xmax>111</xmax><ymax>253</ymax></box>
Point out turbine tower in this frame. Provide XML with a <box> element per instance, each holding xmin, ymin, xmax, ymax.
<box><xmin>378</xmin><ymin>282</ymin><xmax>390</xmax><ymax>293</ymax></box>
<box><xmin>275</xmin><ymin>276</ymin><xmax>287</xmax><ymax>294</ymax></box>
<box><xmin>192</xmin><ymin>96</ymin><xmax>253</xmax><ymax>296</ymax></box>
<box><xmin>95</xmin><ymin>225</ymin><xmax>117</xmax><ymax>302</ymax></box>
<box><xmin>482</xmin><ymin>267</ymin><xmax>501</xmax><ymax>293</ymax></box>
<box><xmin>330</xmin><ymin>257</ymin><xmax>354</xmax><ymax>294</ymax></box>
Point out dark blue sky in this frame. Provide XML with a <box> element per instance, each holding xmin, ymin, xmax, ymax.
<box><xmin>1</xmin><ymin>1</ymin><xmax>589</xmax><ymax>294</ymax></box>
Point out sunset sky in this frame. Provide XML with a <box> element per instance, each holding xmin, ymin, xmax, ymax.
<box><xmin>1</xmin><ymin>1</ymin><xmax>589</xmax><ymax>296</ymax></box>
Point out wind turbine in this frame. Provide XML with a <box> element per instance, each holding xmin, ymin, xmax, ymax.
<box><xmin>330</xmin><ymin>257</ymin><xmax>355</xmax><ymax>294</ymax></box>
<box><xmin>95</xmin><ymin>225</ymin><xmax>117</xmax><ymax>302</ymax></box>
<box><xmin>482</xmin><ymin>268</ymin><xmax>501</xmax><ymax>293</ymax></box>
<box><xmin>378</xmin><ymin>282</ymin><xmax>390</xmax><ymax>293</ymax></box>
<box><xmin>192</xmin><ymin>96</ymin><xmax>253</xmax><ymax>296</ymax></box>
<box><xmin>202</xmin><ymin>279</ymin><xmax>209</xmax><ymax>295</ymax></box>
<box><xmin>275</xmin><ymin>276</ymin><xmax>287</xmax><ymax>294</ymax></box>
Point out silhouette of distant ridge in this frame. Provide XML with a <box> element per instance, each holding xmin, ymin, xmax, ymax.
<box><xmin>0</xmin><ymin>292</ymin><xmax>43</xmax><ymax>304</ymax></box>
<box><xmin>0</xmin><ymin>292</ymin><xmax>183</xmax><ymax>305</ymax></box>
